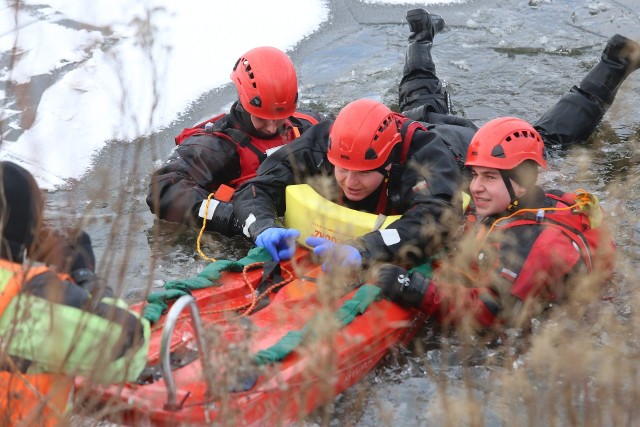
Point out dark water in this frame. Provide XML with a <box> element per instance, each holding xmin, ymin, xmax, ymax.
<box><xmin>6</xmin><ymin>0</ymin><xmax>640</xmax><ymax>425</ymax></box>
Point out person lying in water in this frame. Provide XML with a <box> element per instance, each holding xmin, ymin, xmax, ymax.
<box><xmin>373</xmin><ymin>117</ymin><xmax>616</xmax><ymax>329</ymax></box>
<box><xmin>231</xmin><ymin>9</ymin><xmax>638</xmax><ymax>272</ymax></box>
<box><xmin>146</xmin><ymin>46</ymin><xmax>323</xmax><ymax>230</ymax></box>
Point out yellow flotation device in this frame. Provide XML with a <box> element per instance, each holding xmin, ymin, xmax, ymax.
<box><xmin>284</xmin><ymin>184</ymin><xmax>470</xmax><ymax>246</ymax></box>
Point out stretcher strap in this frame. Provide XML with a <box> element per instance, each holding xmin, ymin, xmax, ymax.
<box><xmin>142</xmin><ymin>247</ymin><xmax>271</xmax><ymax>323</ymax></box>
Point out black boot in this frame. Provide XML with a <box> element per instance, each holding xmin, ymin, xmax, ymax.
<box><xmin>403</xmin><ymin>8</ymin><xmax>445</xmax><ymax>76</ymax></box>
<box><xmin>406</xmin><ymin>8</ymin><xmax>445</xmax><ymax>43</ymax></box>
<box><xmin>400</xmin><ymin>9</ymin><xmax>448</xmax><ymax>114</ymax></box>
<box><xmin>579</xmin><ymin>34</ymin><xmax>640</xmax><ymax>106</ymax></box>
<box><xmin>535</xmin><ymin>34</ymin><xmax>640</xmax><ymax>149</ymax></box>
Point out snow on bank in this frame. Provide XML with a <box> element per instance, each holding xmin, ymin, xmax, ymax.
<box><xmin>0</xmin><ymin>0</ymin><xmax>461</xmax><ymax>189</ymax></box>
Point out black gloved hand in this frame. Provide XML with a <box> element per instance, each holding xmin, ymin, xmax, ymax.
<box><xmin>71</xmin><ymin>268</ymin><xmax>114</xmax><ymax>300</ymax></box>
<box><xmin>375</xmin><ymin>264</ymin><xmax>430</xmax><ymax>309</ymax></box>
<box><xmin>66</xmin><ymin>230</ymin><xmax>96</xmax><ymax>273</ymax></box>
<box><xmin>31</xmin><ymin>228</ymin><xmax>95</xmax><ymax>273</ymax></box>
<box><xmin>34</xmin><ymin>228</ymin><xmax>113</xmax><ymax>300</ymax></box>
<box><xmin>66</xmin><ymin>231</ymin><xmax>114</xmax><ymax>300</ymax></box>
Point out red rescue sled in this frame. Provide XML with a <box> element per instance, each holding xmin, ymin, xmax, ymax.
<box><xmin>78</xmin><ymin>247</ymin><xmax>424</xmax><ymax>426</ymax></box>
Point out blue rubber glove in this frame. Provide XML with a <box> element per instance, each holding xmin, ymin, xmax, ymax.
<box><xmin>256</xmin><ymin>228</ymin><xmax>300</xmax><ymax>262</ymax></box>
<box><xmin>305</xmin><ymin>237</ymin><xmax>362</xmax><ymax>272</ymax></box>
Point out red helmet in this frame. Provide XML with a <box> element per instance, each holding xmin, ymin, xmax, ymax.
<box><xmin>230</xmin><ymin>46</ymin><xmax>298</xmax><ymax>120</ymax></box>
<box><xmin>465</xmin><ymin>117</ymin><xmax>547</xmax><ymax>170</ymax></box>
<box><xmin>328</xmin><ymin>99</ymin><xmax>401</xmax><ymax>171</ymax></box>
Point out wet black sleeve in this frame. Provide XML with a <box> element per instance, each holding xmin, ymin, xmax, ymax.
<box><xmin>357</xmin><ymin>126</ymin><xmax>473</xmax><ymax>266</ymax></box>
<box><xmin>290</xmin><ymin>110</ymin><xmax>326</xmax><ymax>128</ymax></box>
<box><xmin>232</xmin><ymin>121</ymin><xmax>333</xmax><ymax>241</ymax></box>
<box><xmin>146</xmin><ymin>134</ymin><xmax>241</xmax><ymax>224</ymax></box>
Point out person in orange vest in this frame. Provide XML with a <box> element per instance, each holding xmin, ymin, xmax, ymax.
<box><xmin>146</xmin><ymin>46</ymin><xmax>323</xmax><ymax>234</ymax></box>
<box><xmin>374</xmin><ymin>117</ymin><xmax>616</xmax><ymax>328</ymax></box>
<box><xmin>0</xmin><ymin>161</ymin><xmax>149</xmax><ymax>426</ymax></box>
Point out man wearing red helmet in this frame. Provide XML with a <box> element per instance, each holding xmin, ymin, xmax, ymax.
<box><xmin>146</xmin><ymin>46</ymin><xmax>323</xmax><ymax>233</ymax></box>
<box><xmin>234</xmin><ymin>10</ymin><xmax>478</xmax><ymax>268</ymax></box>
<box><xmin>373</xmin><ymin>117</ymin><xmax>616</xmax><ymax>328</ymax></box>
<box><xmin>232</xmin><ymin>9</ymin><xmax>638</xmax><ymax>272</ymax></box>
<box><xmin>239</xmin><ymin>93</ymin><xmax>474</xmax><ymax>269</ymax></box>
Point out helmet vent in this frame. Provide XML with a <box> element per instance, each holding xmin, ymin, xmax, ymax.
<box><xmin>250</xmin><ymin>96</ymin><xmax>262</xmax><ymax>107</ymax></box>
<box><xmin>373</xmin><ymin>115</ymin><xmax>394</xmax><ymax>142</ymax></box>
<box><xmin>241</xmin><ymin>60</ymin><xmax>257</xmax><ymax>88</ymax></box>
<box><xmin>507</xmin><ymin>130</ymin><xmax>536</xmax><ymax>142</ymax></box>
<box><xmin>491</xmin><ymin>144</ymin><xmax>506</xmax><ymax>158</ymax></box>
<box><xmin>365</xmin><ymin>147</ymin><xmax>378</xmax><ymax>160</ymax></box>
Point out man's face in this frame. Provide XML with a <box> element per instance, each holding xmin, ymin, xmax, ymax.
<box><xmin>334</xmin><ymin>166</ymin><xmax>386</xmax><ymax>201</ymax></box>
<box><xmin>470</xmin><ymin>166</ymin><xmax>525</xmax><ymax>217</ymax></box>
<box><xmin>250</xmin><ymin>114</ymin><xmax>287</xmax><ymax>136</ymax></box>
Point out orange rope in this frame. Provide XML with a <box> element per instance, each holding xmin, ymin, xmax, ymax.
<box><xmin>199</xmin><ymin>262</ymin><xmax>295</xmax><ymax>320</ymax></box>
<box><xmin>477</xmin><ymin>189</ymin><xmax>591</xmax><ymax>247</ymax></box>
<box><xmin>196</xmin><ymin>192</ymin><xmax>217</xmax><ymax>262</ymax></box>
<box><xmin>440</xmin><ymin>190</ymin><xmax>594</xmax><ymax>283</ymax></box>
<box><xmin>150</xmin><ymin>262</ymin><xmax>294</xmax><ymax>332</ymax></box>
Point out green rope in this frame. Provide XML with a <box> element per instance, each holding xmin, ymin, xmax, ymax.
<box><xmin>142</xmin><ymin>247</ymin><xmax>272</xmax><ymax>323</ymax></box>
<box><xmin>252</xmin><ymin>284</ymin><xmax>382</xmax><ymax>366</ymax></box>
<box><xmin>143</xmin><ymin>247</ymin><xmax>434</xmax><ymax>366</ymax></box>
<box><xmin>250</xmin><ymin>259</ymin><xmax>434</xmax><ymax>366</ymax></box>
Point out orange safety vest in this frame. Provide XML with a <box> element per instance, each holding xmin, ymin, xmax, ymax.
<box><xmin>0</xmin><ymin>259</ymin><xmax>74</xmax><ymax>427</ymax></box>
